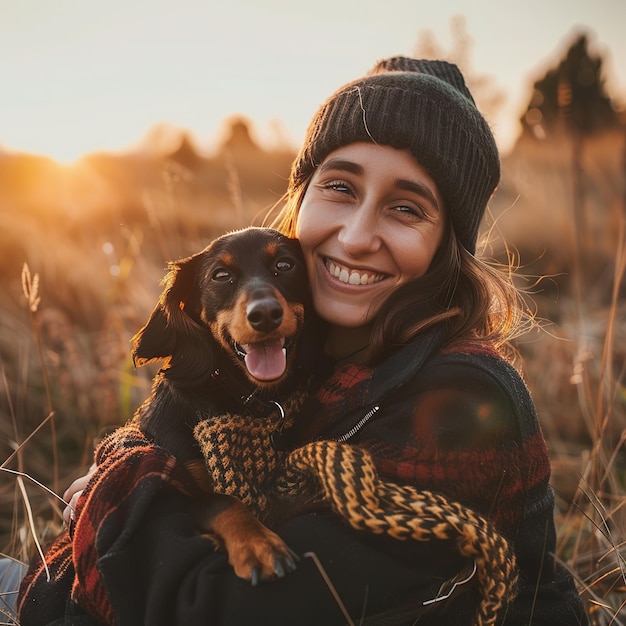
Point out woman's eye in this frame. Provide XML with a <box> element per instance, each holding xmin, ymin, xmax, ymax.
<box><xmin>392</xmin><ymin>204</ymin><xmax>425</xmax><ymax>219</ymax></box>
<box><xmin>275</xmin><ymin>257</ymin><xmax>294</xmax><ymax>272</ymax></box>
<box><xmin>211</xmin><ymin>268</ymin><xmax>232</xmax><ymax>282</ymax></box>
<box><xmin>320</xmin><ymin>180</ymin><xmax>352</xmax><ymax>194</ymax></box>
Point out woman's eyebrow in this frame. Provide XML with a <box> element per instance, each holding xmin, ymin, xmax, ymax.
<box><xmin>395</xmin><ymin>179</ymin><xmax>440</xmax><ymax>211</ymax></box>
<box><xmin>317</xmin><ymin>158</ymin><xmax>364</xmax><ymax>176</ymax></box>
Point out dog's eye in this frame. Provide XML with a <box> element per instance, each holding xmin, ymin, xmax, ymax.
<box><xmin>212</xmin><ymin>269</ymin><xmax>232</xmax><ymax>282</ymax></box>
<box><xmin>275</xmin><ymin>257</ymin><xmax>294</xmax><ymax>273</ymax></box>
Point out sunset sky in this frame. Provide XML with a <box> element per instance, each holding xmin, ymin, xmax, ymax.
<box><xmin>1</xmin><ymin>0</ymin><xmax>625</xmax><ymax>163</ymax></box>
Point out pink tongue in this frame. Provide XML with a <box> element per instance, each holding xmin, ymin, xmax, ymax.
<box><xmin>243</xmin><ymin>339</ymin><xmax>286</xmax><ymax>381</ymax></box>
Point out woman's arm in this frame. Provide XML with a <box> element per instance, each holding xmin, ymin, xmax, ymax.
<box><xmin>93</xmin><ymin>487</ymin><xmax>475</xmax><ymax>626</ymax></box>
<box><xmin>56</xmin><ymin>433</ymin><xmax>475</xmax><ymax>625</ymax></box>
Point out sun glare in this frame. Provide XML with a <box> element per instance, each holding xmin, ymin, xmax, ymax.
<box><xmin>16</xmin><ymin>138</ymin><xmax>101</xmax><ymax>165</ymax></box>
<box><xmin>3</xmin><ymin>125</ymin><xmax>133</xmax><ymax>165</ymax></box>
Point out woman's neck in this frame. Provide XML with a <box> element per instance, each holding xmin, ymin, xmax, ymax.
<box><xmin>324</xmin><ymin>324</ymin><xmax>373</xmax><ymax>366</ymax></box>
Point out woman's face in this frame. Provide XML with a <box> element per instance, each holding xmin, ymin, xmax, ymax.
<box><xmin>296</xmin><ymin>142</ymin><xmax>446</xmax><ymax>329</ymax></box>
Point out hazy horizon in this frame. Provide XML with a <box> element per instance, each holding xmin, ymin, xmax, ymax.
<box><xmin>1</xmin><ymin>0</ymin><xmax>624</xmax><ymax>163</ymax></box>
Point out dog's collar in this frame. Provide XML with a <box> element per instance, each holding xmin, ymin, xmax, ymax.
<box><xmin>209</xmin><ymin>366</ymin><xmax>279</xmax><ymax>419</ymax></box>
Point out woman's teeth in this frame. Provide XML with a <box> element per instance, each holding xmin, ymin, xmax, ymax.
<box><xmin>326</xmin><ymin>260</ymin><xmax>385</xmax><ymax>285</ymax></box>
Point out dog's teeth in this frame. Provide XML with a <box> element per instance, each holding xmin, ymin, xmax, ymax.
<box><xmin>234</xmin><ymin>343</ymin><xmax>247</xmax><ymax>359</ymax></box>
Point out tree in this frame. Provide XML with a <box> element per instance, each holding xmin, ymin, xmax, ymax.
<box><xmin>520</xmin><ymin>33</ymin><xmax>624</xmax><ymax>329</ymax></box>
<box><xmin>521</xmin><ymin>33</ymin><xmax>618</xmax><ymax>139</ymax></box>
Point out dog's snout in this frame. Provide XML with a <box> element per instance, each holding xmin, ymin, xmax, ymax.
<box><xmin>246</xmin><ymin>297</ymin><xmax>284</xmax><ymax>332</ymax></box>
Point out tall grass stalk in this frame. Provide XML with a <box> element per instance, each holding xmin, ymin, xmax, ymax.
<box><xmin>20</xmin><ymin>265</ymin><xmax>58</xmax><ymax>495</ymax></box>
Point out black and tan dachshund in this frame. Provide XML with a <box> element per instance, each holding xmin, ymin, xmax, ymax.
<box><xmin>131</xmin><ymin>227</ymin><xmax>310</xmax><ymax>585</ymax></box>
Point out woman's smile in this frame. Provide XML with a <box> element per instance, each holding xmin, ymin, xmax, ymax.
<box><xmin>324</xmin><ymin>257</ymin><xmax>387</xmax><ymax>286</ymax></box>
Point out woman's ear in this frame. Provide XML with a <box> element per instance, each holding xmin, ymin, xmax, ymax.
<box><xmin>131</xmin><ymin>253</ymin><xmax>203</xmax><ymax>367</ymax></box>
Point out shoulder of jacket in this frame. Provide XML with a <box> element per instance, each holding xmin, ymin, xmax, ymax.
<box><xmin>431</xmin><ymin>340</ymin><xmax>520</xmax><ymax>380</ymax></box>
<box><xmin>422</xmin><ymin>340</ymin><xmax>540</xmax><ymax>439</ymax></box>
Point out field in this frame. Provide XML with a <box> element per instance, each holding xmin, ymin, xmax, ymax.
<box><xmin>1</xmin><ymin>122</ymin><xmax>625</xmax><ymax>623</ymax></box>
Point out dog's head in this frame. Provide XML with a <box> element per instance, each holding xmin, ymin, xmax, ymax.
<box><xmin>132</xmin><ymin>227</ymin><xmax>310</xmax><ymax>388</ymax></box>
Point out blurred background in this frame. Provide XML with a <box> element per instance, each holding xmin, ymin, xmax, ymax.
<box><xmin>1</xmin><ymin>1</ymin><xmax>625</xmax><ymax>623</ymax></box>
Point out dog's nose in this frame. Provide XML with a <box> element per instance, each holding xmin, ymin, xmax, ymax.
<box><xmin>246</xmin><ymin>298</ymin><xmax>283</xmax><ymax>332</ymax></box>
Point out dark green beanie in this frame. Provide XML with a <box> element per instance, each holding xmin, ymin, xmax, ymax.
<box><xmin>289</xmin><ymin>57</ymin><xmax>500</xmax><ymax>254</ymax></box>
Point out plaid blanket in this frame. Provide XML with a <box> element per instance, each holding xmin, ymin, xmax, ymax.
<box><xmin>17</xmin><ymin>426</ymin><xmax>202</xmax><ymax>625</ymax></box>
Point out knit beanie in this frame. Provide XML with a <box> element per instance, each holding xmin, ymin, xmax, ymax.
<box><xmin>289</xmin><ymin>57</ymin><xmax>500</xmax><ymax>254</ymax></box>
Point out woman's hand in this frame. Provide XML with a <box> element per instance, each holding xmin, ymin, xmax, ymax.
<box><xmin>62</xmin><ymin>463</ymin><xmax>97</xmax><ymax>525</ymax></box>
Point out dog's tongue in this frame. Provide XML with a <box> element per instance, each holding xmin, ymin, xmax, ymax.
<box><xmin>243</xmin><ymin>339</ymin><xmax>286</xmax><ymax>381</ymax></box>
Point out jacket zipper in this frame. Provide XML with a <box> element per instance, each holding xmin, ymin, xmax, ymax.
<box><xmin>335</xmin><ymin>405</ymin><xmax>380</xmax><ymax>443</ymax></box>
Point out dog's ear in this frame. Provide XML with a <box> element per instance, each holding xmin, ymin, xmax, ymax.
<box><xmin>132</xmin><ymin>253</ymin><xmax>204</xmax><ymax>368</ymax></box>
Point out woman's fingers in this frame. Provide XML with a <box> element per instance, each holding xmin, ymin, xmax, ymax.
<box><xmin>62</xmin><ymin>463</ymin><xmax>97</xmax><ymax>525</ymax></box>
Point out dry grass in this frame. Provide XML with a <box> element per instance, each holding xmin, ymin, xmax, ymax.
<box><xmin>0</xmin><ymin>128</ymin><xmax>625</xmax><ymax>624</ymax></box>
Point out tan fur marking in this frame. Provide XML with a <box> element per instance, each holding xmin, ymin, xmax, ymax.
<box><xmin>263</xmin><ymin>241</ymin><xmax>280</xmax><ymax>257</ymax></box>
<box><xmin>220</xmin><ymin>252</ymin><xmax>235</xmax><ymax>266</ymax></box>
<box><xmin>208</xmin><ymin>497</ymin><xmax>292</xmax><ymax>581</ymax></box>
<box><xmin>214</xmin><ymin>290</ymin><xmax>303</xmax><ymax>347</ymax></box>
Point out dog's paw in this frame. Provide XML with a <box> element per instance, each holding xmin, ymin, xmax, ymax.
<box><xmin>204</xmin><ymin>494</ymin><xmax>299</xmax><ymax>585</ymax></box>
<box><xmin>229</xmin><ymin>526</ymin><xmax>298</xmax><ymax>585</ymax></box>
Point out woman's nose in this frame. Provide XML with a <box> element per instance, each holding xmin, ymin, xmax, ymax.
<box><xmin>337</xmin><ymin>206</ymin><xmax>381</xmax><ymax>256</ymax></box>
